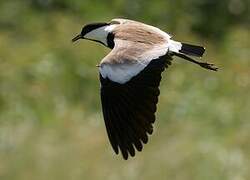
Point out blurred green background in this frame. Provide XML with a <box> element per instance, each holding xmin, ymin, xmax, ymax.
<box><xmin>0</xmin><ymin>0</ymin><xmax>249</xmax><ymax>179</ymax></box>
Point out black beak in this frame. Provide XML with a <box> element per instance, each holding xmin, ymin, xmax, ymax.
<box><xmin>72</xmin><ymin>34</ymin><xmax>83</xmax><ymax>42</ymax></box>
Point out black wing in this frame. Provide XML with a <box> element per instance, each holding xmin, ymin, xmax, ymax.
<box><xmin>100</xmin><ymin>54</ymin><xmax>172</xmax><ymax>159</ymax></box>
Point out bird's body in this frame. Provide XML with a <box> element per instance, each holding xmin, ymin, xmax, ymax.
<box><xmin>72</xmin><ymin>18</ymin><xmax>217</xmax><ymax>160</ymax></box>
<box><xmin>99</xmin><ymin>19</ymin><xmax>171</xmax><ymax>84</ymax></box>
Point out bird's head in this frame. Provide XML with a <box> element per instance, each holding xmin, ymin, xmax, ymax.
<box><xmin>72</xmin><ymin>22</ymin><xmax>117</xmax><ymax>48</ymax></box>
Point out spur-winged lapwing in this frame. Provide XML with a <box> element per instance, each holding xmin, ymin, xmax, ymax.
<box><xmin>72</xmin><ymin>18</ymin><xmax>218</xmax><ymax>160</ymax></box>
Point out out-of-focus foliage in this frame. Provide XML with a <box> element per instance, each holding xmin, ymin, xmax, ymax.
<box><xmin>0</xmin><ymin>0</ymin><xmax>249</xmax><ymax>180</ymax></box>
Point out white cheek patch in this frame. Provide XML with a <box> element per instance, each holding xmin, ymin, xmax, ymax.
<box><xmin>84</xmin><ymin>26</ymin><xmax>108</xmax><ymax>46</ymax></box>
<box><xmin>84</xmin><ymin>25</ymin><xmax>118</xmax><ymax>46</ymax></box>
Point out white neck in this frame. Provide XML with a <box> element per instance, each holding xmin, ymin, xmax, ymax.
<box><xmin>84</xmin><ymin>25</ymin><xmax>117</xmax><ymax>46</ymax></box>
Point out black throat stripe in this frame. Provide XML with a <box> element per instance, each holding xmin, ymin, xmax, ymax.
<box><xmin>107</xmin><ymin>33</ymin><xmax>115</xmax><ymax>49</ymax></box>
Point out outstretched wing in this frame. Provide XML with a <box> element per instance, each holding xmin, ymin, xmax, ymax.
<box><xmin>99</xmin><ymin>22</ymin><xmax>172</xmax><ymax>159</ymax></box>
<box><xmin>100</xmin><ymin>54</ymin><xmax>172</xmax><ymax>159</ymax></box>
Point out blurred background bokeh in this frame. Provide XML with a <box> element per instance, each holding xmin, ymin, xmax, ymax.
<box><xmin>0</xmin><ymin>0</ymin><xmax>249</xmax><ymax>179</ymax></box>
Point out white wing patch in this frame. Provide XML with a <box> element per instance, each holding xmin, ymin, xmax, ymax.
<box><xmin>100</xmin><ymin>62</ymin><xmax>146</xmax><ymax>84</ymax></box>
<box><xmin>99</xmin><ymin>44</ymin><xmax>169</xmax><ymax>84</ymax></box>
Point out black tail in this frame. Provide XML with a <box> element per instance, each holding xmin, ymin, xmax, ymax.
<box><xmin>179</xmin><ymin>43</ymin><xmax>205</xmax><ymax>57</ymax></box>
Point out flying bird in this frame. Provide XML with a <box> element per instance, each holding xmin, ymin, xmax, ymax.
<box><xmin>72</xmin><ymin>18</ymin><xmax>218</xmax><ymax>160</ymax></box>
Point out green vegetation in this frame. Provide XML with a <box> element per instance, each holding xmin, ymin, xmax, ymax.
<box><xmin>0</xmin><ymin>0</ymin><xmax>249</xmax><ymax>179</ymax></box>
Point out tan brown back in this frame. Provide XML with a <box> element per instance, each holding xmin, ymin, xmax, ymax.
<box><xmin>113</xmin><ymin>22</ymin><xmax>166</xmax><ymax>45</ymax></box>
